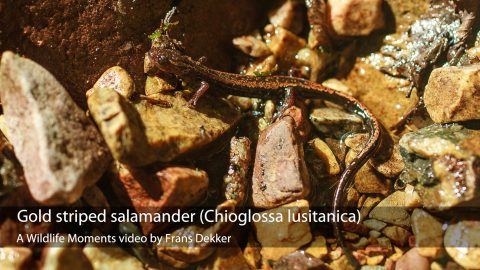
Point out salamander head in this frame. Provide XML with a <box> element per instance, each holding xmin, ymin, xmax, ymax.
<box><xmin>147</xmin><ymin>36</ymin><xmax>193</xmax><ymax>77</ymax></box>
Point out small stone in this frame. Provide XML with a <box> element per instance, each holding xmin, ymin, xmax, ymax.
<box><xmin>424</xmin><ymin>65</ymin><xmax>480</xmax><ymax>123</ymax></box>
<box><xmin>382</xmin><ymin>226</ymin><xmax>411</xmax><ymax>247</ymax></box>
<box><xmin>89</xmin><ymin>66</ymin><xmax>135</xmax><ymax>99</ymax></box>
<box><xmin>308</xmin><ymin>138</ymin><xmax>340</xmax><ymax>175</ymax></box>
<box><xmin>360</xmin><ymin>197</ymin><xmax>382</xmax><ymax>222</ymax></box>
<box><xmin>344</xmin><ymin>232</ymin><xmax>360</xmax><ymax>241</ymax></box>
<box><xmin>42</xmin><ymin>242</ymin><xmax>93</xmax><ymax>270</ymax></box>
<box><xmin>366</xmin><ymin>255</ymin><xmax>384</xmax><ymax>266</ymax></box>
<box><xmin>111</xmin><ymin>164</ymin><xmax>208</xmax><ymax>234</ymax></box>
<box><xmin>322</xmin><ymin>79</ymin><xmax>352</xmax><ymax>96</ymax></box>
<box><xmin>87</xmin><ymin>88</ymin><xmax>152</xmax><ymax>166</ymax></box>
<box><xmin>233</xmin><ymin>36</ymin><xmax>272</xmax><ymax>58</ymax></box>
<box><xmin>352</xmin><ymin>237</ymin><xmax>369</xmax><ymax>249</ymax></box>
<box><xmin>388</xmin><ymin>246</ymin><xmax>403</xmax><ymax>261</ymax></box>
<box><xmin>0</xmin><ymin>51</ymin><xmax>111</xmax><ymax>205</ymax></box>
<box><xmin>346</xmin><ymin>150</ymin><xmax>390</xmax><ymax>195</ymax></box>
<box><xmin>243</xmin><ymin>233</ymin><xmax>261</xmax><ymax>270</ymax></box>
<box><xmin>83</xmin><ymin>233</ymin><xmax>144</xmax><ymax>270</ymax></box>
<box><xmin>328</xmin><ymin>255</ymin><xmax>355</xmax><ymax>270</ymax></box>
<box><xmin>310</xmin><ymin>107</ymin><xmax>363</xmax><ymax>138</ymax></box>
<box><xmin>369</xmin><ymin>230</ymin><xmax>382</xmax><ymax>239</ymax></box>
<box><xmin>272</xmin><ymin>251</ymin><xmax>325</xmax><ymax>270</ymax></box>
<box><xmin>394</xmin><ymin>248</ymin><xmax>429</xmax><ymax>270</ymax></box>
<box><xmin>305</xmin><ymin>235</ymin><xmax>328</xmax><ymax>258</ymax></box>
<box><xmin>253</xmin><ymin>200</ymin><xmax>312</xmax><ymax>260</ymax></box>
<box><xmin>0</xmin><ymin>247</ymin><xmax>32</xmax><ymax>270</ymax></box>
<box><xmin>144</xmin><ymin>76</ymin><xmax>175</xmax><ymax>95</ymax></box>
<box><xmin>266</xmin><ymin>26</ymin><xmax>306</xmax><ymax>66</ymax></box>
<box><xmin>411</xmin><ymin>209</ymin><xmax>443</xmax><ymax>258</ymax></box>
<box><xmin>329</xmin><ymin>0</ymin><xmax>384</xmax><ymax>36</ymax></box>
<box><xmin>198</xmin><ymin>242</ymin><xmax>250</xmax><ymax>270</ymax></box>
<box><xmin>252</xmin><ymin>117</ymin><xmax>310</xmax><ymax>208</ymax></box>
<box><xmin>88</xmin><ymin>89</ymin><xmax>240</xmax><ymax>165</ymax></box>
<box><xmin>364</xmin><ymin>219</ymin><xmax>387</xmax><ymax>231</ymax></box>
<box><xmin>268</xmin><ymin>0</ymin><xmax>304</xmax><ymax>34</ymax></box>
<box><xmin>444</xmin><ymin>220</ymin><xmax>480</xmax><ymax>270</ymax></box>
<box><xmin>376</xmin><ymin>238</ymin><xmax>393</xmax><ymax>253</ymax></box>
<box><xmin>369</xmin><ymin>191</ymin><xmax>420</xmax><ymax>227</ymax></box>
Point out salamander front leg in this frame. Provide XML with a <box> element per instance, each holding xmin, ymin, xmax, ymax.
<box><xmin>188</xmin><ymin>81</ymin><xmax>209</xmax><ymax>107</ymax></box>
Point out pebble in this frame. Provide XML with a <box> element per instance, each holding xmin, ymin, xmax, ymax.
<box><xmin>0</xmin><ymin>247</ymin><xmax>32</xmax><ymax>270</ymax></box>
<box><xmin>329</xmin><ymin>0</ymin><xmax>384</xmax><ymax>36</ymax></box>
<box><xmin>382</xmin><ymin>226</ymin><xmax>411</xmax><ymax>247</ymax></box>
<box><xmin>310</xmin><ymin>107</ymin><xmax>363</xmax><ymax>138</ymax></box>
<box><xmin>424</xmin><ymin>64</ymin><xmax>480</xmax><ymax>123</ymax></box>
<box><xmin>253</xmin><ymin>200</ymin><xmax>312</xmax><ymax>260</ymax></box>
<box><xmin>411</xmin><ymin>209</ymin><xmax>443</xmax><ymax>258</ymax></box>
<box><xmin>369</xmin><ymin>191</ymin><xmax>421</xmax><ymax>227</ymax></box>
<box><xmin>305</xmin><ymin>235</ymin><xmax>328</xmax><ymax>258</ymax></box>
<box><xmin>444</xmin><ymin>220</ymin><xmax>480</xmax><ymax>269</ymax></box>
<box><xmin>394</xmin><ymin>248</ymin><xmax>429</xmax><ymax>270</ymax></box>
<box><xmin>308</xmin><ymin>138</ymin><xmax>340</xmax><ymax>175</ymax></box>
<box><xmin>88</xmin><ymin>66</ymin><xmax>135</xmax><ymax>99</ymax></box>
<box><xmin>0</xmin><ymin>51</ymin><xmax>111</xmax><ymax>204</ymax></box>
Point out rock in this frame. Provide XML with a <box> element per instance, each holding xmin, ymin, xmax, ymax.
<box><xmin>329</xmin><ymin>0</ymin><xmax>384</xmax><ymax>36</ymax></box>
<box><xmin>346</xmin><ymin>150</ymin><xmax>390</xmax><ymax>195</ymax></box>
<box><xmin>369</xmin><ymin>190</ymin><xmax>421</xmax><ymax>227</ymax></box>
<box><xmin>243</xmin><ymin>233</ymin><xmax>262</xmax><ymax>270</ymax></box>
<box><xmin>88</xmin><ymin>89</ymin><xmax>240</xmax><ymax>165</ymax></box>
<box><xmin>444</xmin><ymin>221</ymin><xmax>480</xmax><ymax>270</ymax></box>
<box><xmin>346</xmin><ymin>133</ymin><xmax>404</xmax><ymax>178</ymax></box>
<box><xmin>352</xmin><ymin>237</ymin><xmax>369</xmax><ymax>249</ymax></box>
<box><xmin>268</xmin><ymin>0</ymin><xmax>304</xmax><ymax>34</ymax></box>
<box><xmin>395</xmin><ymin>248</ymin><xmax>429</xmax><ymax>270</ymax></box>
<box><xmin>0</xmin><ymin>52</ymin><xmax>110</xmax><ymax>205</ymax></box>
<box><xmin>87</xmin><ymin>66</ymin><xmax>135</xmax><ymax>99</ymax></box>
<box><xmin>308</xmin><ymin>138</ymin><xmax>340</xmax><ymax>175</ymax></box>
<box><xmin>382</xmin><ymin>226</ymin><xmax>411</xmax><ymax>247</ymax></box>
<box><xmin>364</xmin><ymin>219</ymin><xmax>387</xmax><ymax>232</ymax></box>
<box><xmin>0</xmin><ymin>247</ymin><xmax>32</xmax><ymax>270</ymax></box>
<box><xmin>83</xmin><ymin>234</ymin><xmax>144</xmax><ymax>270</ymax></box>
<box><xmin>233</xmin><ymin>36</ymin><xmax>272</xmax><ymax>58</ymax></box>
<box><xmin>366</xmin><ymin>255</ymin><xmax>384</xmax><ymax>266</ymax></box>
<box><xmin>42</xmin><ymin>243</ymin><xmax>93</xmax><ymax>270</ymax></box>
<box><xmin>198</xmin><ymin>243</ymin><xmax>250</xmax><ymax>270</ymax></box>
<box><xmin>265</xmin><ymin>26</ymin><xmax>306</xmax><ymax>66</ymax></box>
<box><xmin>328</xmin><ymin>255</ymin><xmax>355</xmax><ymax>270</ymax></box>
<box><xmin>411</xmin><ymin>209</ymin><xmax>443</xmax><ymax>258</ymax></box>
<box><xmin>144</xmin><ymin>76</ymin><xmax>176</xmax><ymax>95</ymax></box>
<box><xmin>322</xmin><ymin>79</ymin><xmax>352</xmax><ymax>95</ymax></box>
<box><xmin>224</xmin><ymin>137</ymin><xmax>251</xmax><ymax>204</ymax></box>
<box><xmin>252</xmin><ymin>117</ymin><xmax>310</xmax><ymax>208</ymax></box>
<box><xmin>295</xmin><ymin>48</ymin><xmax>325</xmax><ymax>82</ymax></box>
<box><xmin>87</xmin><ymin>88</ymin><xmax>151</xmax><ymax>166</ymax></box>
<box><xmin>111</xmin><ymin>164</ymin><xmax>208</xmax><ymax>234</ymax></box>
<box><xmin>399</xmin><ymin>124</ymin><xmax>480</xmax><ymax>208</ymax></box>
<box><xmin>424</xmin><ymin>65</ymin><xmax>480</xmax><ymax>123</ymax></box>
<box><xmin>282</xmin><ymin>105</ymin><xmax>311</xmax><ymax>141</ymax></box>
<box><xmin>305</xmin><ymin>235</ymin><xmax>328</xmax><ymax>258</ymax></box>
<box><xmin>359</xmin><ymin>197</ymin><xmax>382</xmax><ymax>221</ymax></box>
<box><xmin>0</xmin><ymin>132</ymin><xmax>25</xmax><ymax>198</ymax></box>
<box><xmin>399</xmin><ymin>124</ymin><xmax>477</xmax><ymax>160</ymax></box>
<box><xmin>253</xmin><ymin>200</ymin><xmax>312</xmax><ymax>260</ymax></box>
<box><xmin>272</xmin><ymin>250</ymin><xmax>326</xmax><ymax>270</ymax></box>
<box><xmin>310</xmin><ymin>107</ymin><xmax>363</xmax><ymax>138</ymax></box>
<box><xmin>243</xmin><ymin>55</ymin><xmax>278</xmax><ymax>76</ymax></box>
